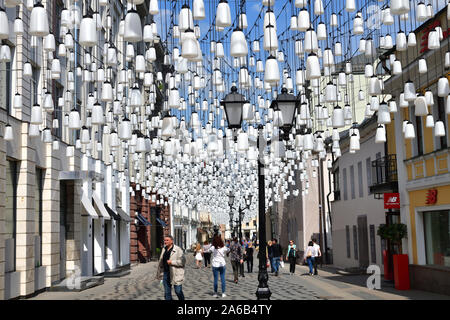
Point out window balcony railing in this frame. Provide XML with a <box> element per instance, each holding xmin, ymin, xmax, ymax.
<box><xmin>370</xmin><ymin>154</ymin><xmax>398</xmax><ymax>193</ymax></box>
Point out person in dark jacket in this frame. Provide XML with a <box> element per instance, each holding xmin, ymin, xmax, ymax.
<box><xmin>271</xmin><ymin>239</ymin><xmax>282</xmax><ymax>276</ymax></box>
<box><xmin>267</xmin><ymin>240</ymin><xmax>274</xmax><ymax>273</ymax></box>
<box><xmin>244</xmin><ymin>242</ymin><xmax>254</xmax><ymax>273</ymax></box>
<box><xmin>229</xmin><ymin>237</ymin><xmax>243</xmax><ymax>283</ymax></box>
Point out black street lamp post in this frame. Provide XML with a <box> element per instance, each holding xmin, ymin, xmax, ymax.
<box><xmin>222</xmin><ymin>86</ymin><xmax>297</xmax><ymax>300</ymax></box>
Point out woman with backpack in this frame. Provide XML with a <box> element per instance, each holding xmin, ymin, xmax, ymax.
<box><xmin>286</xmin><ymin>240</ymin><xmax>297</xmax><ymax>275</ymax></box>
<box><xmin>205</xmin><ymin>235</ymin><xmax>230</xmax><ymax>298</ymax></box>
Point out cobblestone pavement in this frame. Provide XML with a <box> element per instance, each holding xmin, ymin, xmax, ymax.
<box><xmin>30</xmin><ymin>254</ymin><xmax>450</xmax><ymax>300</ymax></box>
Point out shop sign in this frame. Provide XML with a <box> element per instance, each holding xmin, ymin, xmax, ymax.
<box><xmin>384</xmin><ymin>193</ymin><xmax>400</xmax><ymax>209</ymax></box>
<box><xmin>426</xmin><ymin>189</ymin><xmax>438</xmax><ymax>205</ymax></box>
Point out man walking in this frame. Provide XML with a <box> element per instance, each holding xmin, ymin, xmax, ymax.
<box><xmin>271</xmin><ymin>239</ymin><xmax>283</xmax><ymax>276</ymax></box>
<box><xmin>156</xmin><ymin>235</ymin><xmax>186</xmax><ymax>300</ymax></box>
<box><xmin>312</xmin><ymin>238</ymin><xmax>322</xmax><ymax>275</ymax></box>
<box><xmin>229</xmin><ymin>237</ymin><xmax>243</xmax><ymax>283</ymax></box>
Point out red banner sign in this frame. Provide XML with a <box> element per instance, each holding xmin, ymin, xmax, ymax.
<box><xmin>426</xmin><ymin>189</ymin><xmax>438</xmax><ymax>205</ymax></box>
<box><xmin>384</xmin><ymin>193</ymin><xmax>400</xmax><ymax>209</ymax></box>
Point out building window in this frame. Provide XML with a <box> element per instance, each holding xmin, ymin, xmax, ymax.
<box><xmin>358</xmin><ymin>161</ymin><xmax>363</xmax><ymax>198</ymax></box>
<box><xmin>414</xmin><ymin>112</ymin><xmax>424</xmax><ymax>156</ymax></box>
<box><xmin>366</xmin><ymin>157</ymin><xmax>372</xmax><ymax>195</ymax></box>
<box><xmin>342</xmin><ymin>168</ymin><xmax>348</xmax><ymax>201</ymax></box>
<box><xmin>350</xmin><ymin>165</ymin><xmax>355</xmax><ymax>200</ymax></box>
<box><xmin>435</xmin><ymin>97</ymin><xmax>448</xmax><ymax>151</ymax></box>
<box><xmin>423</xmin><ymin>210</ymin><xmax>450</xmax><ymax>267</ymax></box>
<box><xmin>34</xmin><ymin>168</ymin><xmax>44</xmax><ymax>267</ymax></box>
<box><xmin>0</xmin><ymin>46</ymin><xmax>13</xmax><ymax>114</ymax></box>
<box><xmin>333</xmin><ymin>168</ymin><xmax>340</xmax><ymax>200</ymax></box>
<box><xmin>5</xmin><ymin>160</ymin><xmax>19</xmax><ymax>272</ymax></box>
<box><xmin>353</xmin><ymin>225</ymin><xmax>358</xmax><ymax>260</ymax></box>
<box><xmin>31</xmin><ymin>66</ymin><xmax>40</xmax><ymax>105</ymax></box>
<box><xmin>370</xmin><ymin>225</ymin><xmax>376</xmax><ymax>264</ymax></box>
<box><xmin>346</xmin><ymin>225</ymin><xmax>351</xmax><ymax>258</ymax></box>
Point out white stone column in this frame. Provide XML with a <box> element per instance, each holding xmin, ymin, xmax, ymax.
<box><xmin>42</xmin><ymin>143</ymin><xmax>60</xmax><ymax>287</ymax></box>
<box><xmin>16</xmin><ymin>123</ymin><xmax>35</xmax><ymax>297</ymax></box>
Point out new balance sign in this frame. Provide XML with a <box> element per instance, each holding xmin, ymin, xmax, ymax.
<box><xmin>384</xmin><ymin>193</ymin><xmax>400</xmax><ymax>209</ymax></box>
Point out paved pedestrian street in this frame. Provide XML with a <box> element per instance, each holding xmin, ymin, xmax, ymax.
<box><xmin>30</xmin><ymin>255</ymin><xmax>450</xmax><ymax>301</ymax></box>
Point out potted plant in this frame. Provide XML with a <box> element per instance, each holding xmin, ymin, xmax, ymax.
<box><xmin>377</xmin><ymin>223</ymin><xmax>410</xmax><ymax>290</ymax></box>
<box><xmin>377</xmin><ymin>223</ymin><xmax>407</xmax><ymax>254</ymax></box>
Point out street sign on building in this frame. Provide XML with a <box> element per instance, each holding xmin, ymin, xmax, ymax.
<box><xmin>384</xmin><ymin>193</ymin><xmax>400</xmax><ymax>209</ymax></box>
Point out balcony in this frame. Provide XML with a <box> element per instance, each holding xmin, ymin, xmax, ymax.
<box><xmin>369</xmin><ymin>155</ymin><xmax>398</xmax><ymax>193</ymax></box>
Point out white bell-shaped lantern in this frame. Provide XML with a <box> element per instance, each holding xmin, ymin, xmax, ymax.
<box><xmin>263</xmin><ymin>24</ymin><xmax>278</xmax><ymax>51</ymax></box>
<box><xmin>314</xmin><ymin>0</ymin><xmax>324</xmax><ymax>15</ymax></box>
<box><xmin>264</xmin><ymin>56</ymin><xmax>279</xmax><ymax>84</ymax></box>
<box><xmin>237</xmin><ymin>131</ymin><xmax>249</xmax><ymax>152</ymax></box>
<box><xmin>304</xmin><ymin>28</ymin><xmax>318</xmax><ymax>53</ymax></box>
<box><xmin>353</xmin><ymin>14</ymin><xmax>364</xmax><ymax>35</ymax></box>
<box><xmin>4</xmin><ymin>123</ymin><xmax>14</xmax><ymax>141</ymax></box>
<box><xmin>428</xmin><ymin>30</ymin><xmax>440</xmax><ymax>50</ymax></box>
<box><xmin>216</xmin><ymin>0</ymin><xmax>231</xmax><ymax>28</ymax></box>
<box><xmin>438</xmin><ymin>77</ymin><xmax>450</xmax><ymax>97</ymax></box>
<box><xmin>392</xmin><ymin>60</ymin><xmax>402</xmax><ymax>75</ymax></box>
<box><xmin>350</xmin><ymin>133</ymin><xmax>360</xmax><ymax>151</ymax></box>
<box><xmin>13</xmin><ymin>17</ymin><xmax>24</xmax><ymax>36</ymax></box>
<box><xmin>408</xmin><ymin>32</ymin><xmax>417</xmax><ymax>47</ymax></box>
<box><xmin>378</xmin><ymin>103</ymin><xmax>391</xmax><ymax>124</ymax></box>
<box><xmin>29</xmin><ymin>2</ymin><xmax>49</xmax><ymax>37</ymax></box>
<box><xmin>149</xmin><ymin>0</ymin><xmax>159</xmax><ymax>15</ymax></box>
<box><xmin>332</xmin><ymin>106</ymin><xmax>345</xmax><ymax>128</ymax></box>
<box><xmin>101</xmin><ymin>81</ymin><xmax>113</xmax><ymax>102</ymax></box>
<box><xmin>181</xmin><ymin>30</ymin><xmax>198</xmax><ymax>59</ymax></box>
<box><xmin>193</xmin><ymin>0</ymin><xmax>205</xmax><ymax>20</ymax></box>
<box><xmin>179</xmin><ymin>4</ymin><xmax>194</xmax><ymax>31</ymax></box>
<box><xmin>230</xmin><ymin>28</ymin><xmax>248</xmax><ymax>57</ymax></box>
<box><xmin>404</xmin><ymin>121</ymin><xmax>415</xmax><ymax>139</ymax></box>
<box><xmin>68</xmin><ymin>109</ymin><xmax>81</xmax><ymax>129</ymax></box>
<box><xmin>0</xmin><ymin>9</ymin><xmax>9</xmax><ymax>40</ymax></box>
<box><xmin>404</xmin><ymin>81</ymin><xmax>417</xmax><ymax>101</ymax></box>
<box><xmin>396</xmin><ymin>31</ymin><xmax>407</xmax><ymax>51</ymax></box>
<box><xmin>425</xmin><ymin>114</ymin><xmax>434</xmax><ymax>128</ymax></box>
<box><xmin>0</xmin><ymin>45</ymin><xmax>11</xmax><ymax>62</ymax></box>
<box><xmin>119</xmin><ymin>118</ymin><xmax>132</xmax><ymax>140</ymax></box>
<box><xmin>306</xmin><ymin>54</ymin><xmax>321</xmax><ymax>80</ymax></box>
<box><xmin>79</xmin><ymin>14</ymin><xmax>98</xmax><ymax>47</ymax></box>
<box><xmin>13</xmin><ymin>93</ymin><xmax>22</xmax><ymax>109</ymax></box>
<box><xmin>30</xmin><ymin>104</ymin><xmax>43</xmax><ymax>125</ymax></box>
<box><xmin>418</xmin><ymin>59</ymin><xmax>427</xmax><ymax>74</ymax></box>
<box><xmin>375</xmin><ymin>125</ymin><xmax>386</xmax><ymax>143</ymax></box>
<box><xmin>414</xmin><ymin>96</ymin><xmax>428</xmax><ymax>116</ymax></box>
<box><xmin>297</xmin><ymin>9</ymin><xmax>310</xmax><ymax>31</ymax></box>
<box><xmin>391</xmin><ymin>0</ymin><xmax>410</xmax><ymax>15</ymax></box>
<box><xmin>435</xmin><ymin>121</ymin><xmax>446</xmax><ymax>137</ymax></box>
<box><xmin>91</xmin><ymin>103</ymin><xmax>104</xmax><ymax>125</ymax></box>
<box><xmin>346</xmin><ymin>0</ymin><xmax>356</xmax><ymax>12</ymax></box>
<box><xmin>124</xmin><ymin>9</ymin><xmax>142</xmax><ymax>42</ymax></box>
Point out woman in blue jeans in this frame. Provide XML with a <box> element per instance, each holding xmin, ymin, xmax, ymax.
<box><xmin>206</xmin><ymin>235</ymin><xmax>230</xmax><ymax>298</ymax></box>
<box><xmin>304</xmin><ymin>241</ymin><xmax>317</xmax><ymax>276</ymax></box>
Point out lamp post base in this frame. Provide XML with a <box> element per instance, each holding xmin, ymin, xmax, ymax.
<box><xmin>255</xmin><ymin>266</ymin><xmax>271</xmax><ymax>300</ymax></box>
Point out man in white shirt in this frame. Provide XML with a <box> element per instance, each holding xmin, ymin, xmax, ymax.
<box><xmin>312</xmin><ymin>238</ymin><xmax>322</xmax><ymax>275</ymax></box>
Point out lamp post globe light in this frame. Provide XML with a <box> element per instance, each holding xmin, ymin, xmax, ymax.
<box><xmin>270</xmin><ymin>87</ymin><xmax>298</xmax><ymax>140</ymax></box>
<box><xmin>221</xmin><ymin>86</ymin><xmax>248</xmax><ymax>129</ymax></box>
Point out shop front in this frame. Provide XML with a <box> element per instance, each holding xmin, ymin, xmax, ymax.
<box><xmin>408</xmin><ymin>185</ymin><xmax>450</xmax><ymax>295</ymax></box>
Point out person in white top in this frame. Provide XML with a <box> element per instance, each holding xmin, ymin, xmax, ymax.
<box><xmin>206</xmin><ymin>235</ymin><xmax>230</xmax><ymax>298</ymax></box>
<box><xmin>303</xmin><ymin>241</ymin><xmax>317</xmax><ymax>276</ymax></box>
<box><xmin>312</xmin><ymin>238</ymin><xmax>322</xmax><ymax>275</ymax></box>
